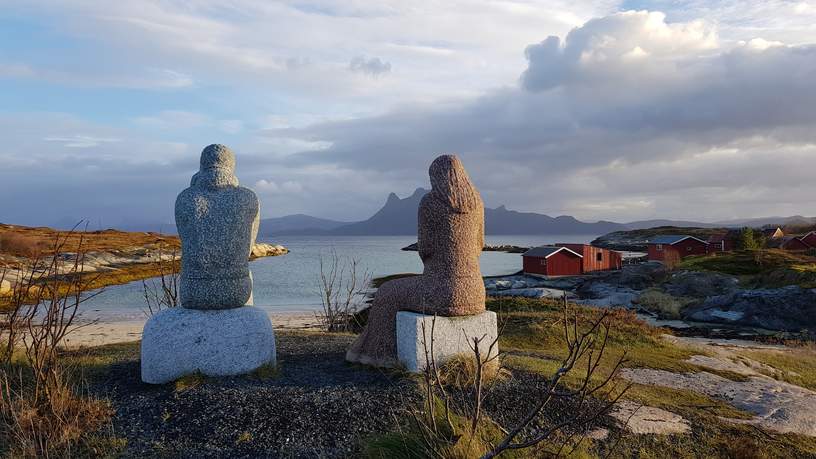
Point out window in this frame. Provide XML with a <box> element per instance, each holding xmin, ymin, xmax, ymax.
<box><xmin>596</xmin><ymin>252</ymin><xmax>603</xmax><ymax>262</ymax></box>
<box><xmin>687</xmin><ymin>246</ymin><xmax>692</xmax><ymax>252</ymax></box>
<box><xmin>540</xmin><ymin>259</ymin><xmax>546</xmax><ymax>266</ymax></box>
<box><xmin>656</xmin><ymin>244</ymin><xmax>663</xmax><ymax>251</ymax></box>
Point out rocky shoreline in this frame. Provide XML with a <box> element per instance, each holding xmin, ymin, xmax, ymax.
<box><xmin>1</xmin><ymin>241</ymin><xmax>288</xmax><ymax>297</ymax></box>
<box><xmin>484</xmin><ymin>262</ymin><xmax>816</xmax><ymax>338</ymax></box>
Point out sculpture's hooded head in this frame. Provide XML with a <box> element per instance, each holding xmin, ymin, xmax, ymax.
<box><xmin>192</xmin><ymin>144</ymin><xmax>239</xmax><ymax>188</ymax></box>
<box><xmin>428</xmin><ymin>154</ymin><xmax>482</xmax><ymax>213</ymax></box>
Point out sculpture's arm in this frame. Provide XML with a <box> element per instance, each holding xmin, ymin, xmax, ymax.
<box><xmin>250</xmin><ymin>198</ymin><xmax>260</xmax><ymax>246</ymax></box>
<box><xmin>418</xmin><ymin>198</ymin><xmax>433</xmax><ymax>262</ymax></box>
<box><xmin>478</xmin><ymin>206</ymin><xmax>485</xmax><ymax>249</ymax></box>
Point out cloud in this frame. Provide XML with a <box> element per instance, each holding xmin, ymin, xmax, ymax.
<box><xmin>43</xmin><ymin>135</ymin><xmax>121</xmax><ymax>148</ymax></box>
<box><xmin>264</xmin><ymin>10</ymin><xmax>816</xmax><ymax>221</ymax></box>
<box><xmin>253</xmin><ymin>179</ymin><xmax>303</xmax><ymax>194</ymax></box>
<box><xmin>349</xmin><ymin>56</ymin><xmax>392</xmax><ymax>77</ymax></box>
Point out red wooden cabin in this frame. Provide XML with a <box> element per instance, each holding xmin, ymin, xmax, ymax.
<box><xmin>706</xmin><ymin>233</ymin><xmax>734</xmax><ymax>253</ymax></box>
<box><xmin>522</xmin><ymin>246</ymin><xmax>583</xmax><ymax>276</ymax></box>
<box><xmin>647</xmin><ymin>235</ymin><xmax>708</xmax><ymax>262</ymax></box>
<box><xmin>555</xmin><ymin>243</ymin><xmax>622</xmax><ymax>273</ymax></box>
<box><xmin>779</xmin><ymin>236</ymin><xmax>812</xmax><ymax>251</ymax></box>
<box><xmin>801</xmin><ymin>231</ymin><xmax>816</xmax><ymax>248</ymax></box>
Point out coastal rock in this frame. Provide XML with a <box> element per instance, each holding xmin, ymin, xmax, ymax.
<box><xmin>683</xmin><ymin>286</ymin><xmax>816</xmax><ymax>331</ymax></box>
<box><xmin>250</xmin><ymin>243</ymin><xmax>289</xmax><ymax>259</ymax></box>
<box><xmin>0</xmin><ymin>278</ymin><xmax>11</xmax><ymax>295</ymax></box>
<box><xmin>664</xmin><ymin>271</ymin><xmax>739</xmax><ymax>298</ymax></box>
<box><xmin>575</xmin><ymin>282</ymin><xmax>638</xmax><ymax>308</ymax></box>
<box><xmin>510</xmin><ymin>280</ymin><xmax>527</xmax><ymax>289</ymax></box>
<box><xmin>347</xmin><ymin>155</ymin><xmax>488</xmax><ymax>368</ymax></box>
<box><xmin>140</xmin><ymin>306</ymin><xmax>276</xmax><ymax>384</ymax></box>
<box><xmin>175</xmin><ymin>144</ymin><xmax>260</xmax><ymax>310</ymax></box>
<box><xmin>494</xmin><ymin>280</ymin><xmax>512</xmax><ymax>290</ymax></box>
<box><xmin>610</xmin><ymin>401</ymin><xmax>690</xmax><ymax>435</ymax></box>
<box><xmin>491</xmin><ymin>287</ymin><xmax>573</xmax><ymax>299</ymax></box>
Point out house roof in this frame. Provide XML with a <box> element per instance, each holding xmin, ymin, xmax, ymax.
<box><xmin>648</xmin><ymin>235</ymin><xmax>708</xmax><ymax>245</ymax></box>
<box><xmin>522</xmin><ymin>246</ymin><xmax>583</xmax><ymax>258</ymax></box>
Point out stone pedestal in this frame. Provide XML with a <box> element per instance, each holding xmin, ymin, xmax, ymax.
<box><xmin>141</xmin><ymin>306</ymin><xmax>276</xmax><ymax>384</ymax></box>
<box><xmin>396</xmin><ymin>311</ymin><xmax>498</xmax><ymax>373</ymax></box>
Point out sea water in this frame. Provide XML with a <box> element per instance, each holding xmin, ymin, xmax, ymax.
<box><xmin>79</xmin><ymin>234</ymin><xmax>598</xmax><ymax>321</ymax></box>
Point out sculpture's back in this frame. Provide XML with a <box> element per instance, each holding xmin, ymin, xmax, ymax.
<box><xmin>417</xmin><ymin>155</ymin><xmax>485</xmax><ymax>314</ymax></box>
<box><xmin>175</xmin><ymin>144</ymin><xmax>259</xmax><ymax>310</ymax></box>
<box><xmin>346</xmin><ymin>154</ymin><xmax>489</xmax><ymax>369</ymax></box>
<box><xmin>141</xmin><ymin>144</ymin><xmax>275</xmax><ymax>384</ymax></box>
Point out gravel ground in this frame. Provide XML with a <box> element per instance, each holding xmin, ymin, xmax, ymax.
<box><xmin>89</xmin><ymin>331</ymin><xmax>419</xmax><ymax>458</ymax></box>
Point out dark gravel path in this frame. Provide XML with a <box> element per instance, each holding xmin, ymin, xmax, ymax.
<box><xmin>89</xmin><ymin>331</ymin><xmax>419</xmax><ymax>458</ymax></box>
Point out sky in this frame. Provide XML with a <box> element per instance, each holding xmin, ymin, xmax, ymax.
<box><xmin>1</xmin><ymin>0</ymin><xmax>815</xmax><ymax>228</ymax></box>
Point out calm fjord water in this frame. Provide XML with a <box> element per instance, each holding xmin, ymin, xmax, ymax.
<box><xmin>80</xmin><ymin>234</ymin><xmax>597</xmax><ymax>321</ymax></box>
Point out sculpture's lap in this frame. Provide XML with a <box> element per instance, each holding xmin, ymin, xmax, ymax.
<box><xmin>141</xmin><ymin>306</ymin><xmax>276</xmax><ymax>384</ymax></box>
<box><xmin>346</xmin><ymin>275</ymin><xmax>486</xmax><ymax>368</ymax></box>
<box><xmin>180</xmin><ymin>274</ymin><xmax>252</xmax><ymax>309</ymax></box>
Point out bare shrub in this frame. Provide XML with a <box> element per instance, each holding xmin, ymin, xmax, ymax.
<box><xmin>407</xmin><ymin>295</ymin><xmax>629</xmax><ymax>458</ymax></box>
<box><xmin>0</xmin><ymin>226</ymin><xmax>115</xmax><ymax>457</ymax></box>
<box><xmin>142</xmin><ymin>245</ymin><xmax>180</xmax><ymax>316</ymax></box>
<box><xmin>315</xmin><ymin>249</ymin><xmax>371</xmax><ymax>332</ymax></box>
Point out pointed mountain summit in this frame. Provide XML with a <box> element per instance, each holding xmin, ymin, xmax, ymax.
<box><xmin>331</xmin><ymin>188</ymin><xmax>429</xmax><ymax>235</ymax></box>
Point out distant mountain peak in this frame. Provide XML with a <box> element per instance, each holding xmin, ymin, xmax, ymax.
<box><xmin>410</xmin><ymin>187</ymin><xmax>428</xmax><ymax>197</ymax></box>
<box><xmin>386</xmin><ymin>192</ymin><xmax>400</xmax><ymax>203</ymax></box>
<box><xmin>495</xmin><ymin>205</ymin><xmax>507</xmax><ymax>211</ymax></box>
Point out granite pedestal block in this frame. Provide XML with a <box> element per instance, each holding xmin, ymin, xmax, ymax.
<box><xmin>141</xmin><ymin>306</ymin><xmax>276</xmax><ymax>384</ymax></box>
<box><xmin>396</xmin><ymin>311</ymin><xmax>498</xmax><ymax>372</ymax></box>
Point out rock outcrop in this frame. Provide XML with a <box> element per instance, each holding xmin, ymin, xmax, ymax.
<box><xmin>683</xmin><ymin>286</ymin><xmax>816</xmax><ymax>331</ymax></box>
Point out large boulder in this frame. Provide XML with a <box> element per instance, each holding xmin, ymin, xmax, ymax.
<box><xmin>664</xmin><ymin>271</ymin><xmax>739</xmax><ymax>298</ymax></box>
<box><xmin>684</xmin><ymin>286</ymin><xmax>816</xmax><ymax>331</ymax></box>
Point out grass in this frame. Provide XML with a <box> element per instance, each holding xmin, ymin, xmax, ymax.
<box><xmin>0</xmin><ymin>223</ymin><xmax>179</xmax><ymax>256</ymax></box>
<box><xmin>679</xmin><ymin>249</ymin><xmax>816</xmax><ymax>288</ymax></box>
<box><xmin>740</xmin><ymin>343</ymin><xmax>816</xmax><ymax>391</ymax></box>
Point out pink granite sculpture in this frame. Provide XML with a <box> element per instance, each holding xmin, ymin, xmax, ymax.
<box><xmin>347</xmin><ymin>154</ymin><xmax>485</xmax><ymax>367</ymax></box>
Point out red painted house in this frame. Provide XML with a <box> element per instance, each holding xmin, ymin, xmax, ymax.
<box><xmin>555</xmin><ymin>243</ymin><xmax>622</xmax><ymax>273</ymax></box>
<box><xmin>706</xmin><ymin>233</ymin><xmax>734</xmax><ymax>253</ymax></box>
<box><xmin>647</xmin><ymin>235</ymin><xmax>708</xmax><ymax>262</ymax></box>
<box><xmin>522</xmin><ymin>246</ymin><xmax>583</xmax><ymax>276</ymax></box>
<box><xmin>801</xmin><ymin>231</ymin><xmax>816</xmax><ymax>248</ymax></box>
<box><xmin>778</xmin><ymin>236</ymin><xmax>812</xmax><ymax>251</ymax></box>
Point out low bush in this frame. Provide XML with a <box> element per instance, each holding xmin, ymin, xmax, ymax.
<box><xmin>636</xmin><ymin>289</ymin><xmax>693</xmax><ymax>319</ymax></box>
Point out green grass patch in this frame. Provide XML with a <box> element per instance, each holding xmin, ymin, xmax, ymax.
<box><xmin>174</xmin><ymin>371</ymin><xmax>209</xmax><ymax>392</ymax></box>
<box><xmin>679</xmin><ymin>249</ymin><xmax>816</xmax><ymax>288</ymax></box>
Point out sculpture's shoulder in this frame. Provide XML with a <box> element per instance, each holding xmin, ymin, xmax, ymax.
<box><xmin>234</xmin><ymin>185</ymin><xmax>260</xmax><ymax>209</ymax></box>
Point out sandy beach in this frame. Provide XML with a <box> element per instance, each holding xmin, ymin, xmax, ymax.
<box><xmin>63</xmin><ymin>311</ymin><xmax>322</xmax><ymax>348</ymax></box>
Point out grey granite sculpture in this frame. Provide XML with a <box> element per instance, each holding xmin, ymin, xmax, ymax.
<box><xmin>175</xmin><ymin>144</ymin><xmax>259</xmax><ymax>309</ymax></box>
<box><xmin>141</xmin><ymin>144</ymin><xmax>276</xmax><ymax>384</ymax></box>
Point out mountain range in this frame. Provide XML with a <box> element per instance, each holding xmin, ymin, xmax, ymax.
<box><xmin>256</xmin><ymin>188</ymin><xmax>816</xmax><ymax>237</ymax></box>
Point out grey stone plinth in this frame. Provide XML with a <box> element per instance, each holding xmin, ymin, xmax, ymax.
<box><xmin>141</xmin><ymin>306</ymin><xmax>276</xmax><ymax>384</ymax></box>
<box><xmin>396</xmin><ymin>311</ymin><xmax>498</xmax><ymax>373</ymax></box>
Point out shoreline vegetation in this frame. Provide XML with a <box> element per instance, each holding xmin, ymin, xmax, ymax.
<box><xmin>0</xmin><ymin>223</ymin><xmax>288</xmax><ymax>306</ymax></box>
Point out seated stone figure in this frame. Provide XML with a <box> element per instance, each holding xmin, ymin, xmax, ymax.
<box><xmin>346</xmin><ymin>154</ymin><xmax>485</xmax><ymax>367</ymax></box>
<box><xmin>175</xmin><ymin>144</ymin><xmax>260</xmax><ymax>309</ymax></box>
<box><xmin>141</xmin><ymin>144</ymin><xmax>275</xmax><ymax>384</ymax></box>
